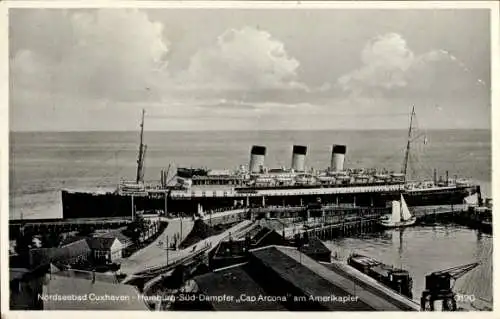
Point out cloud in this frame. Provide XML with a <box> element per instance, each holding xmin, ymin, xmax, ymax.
<box><xmin>11</xmin><ymin>12</ymin><xmax>318</xmax><ymax>111</ymax></box>
<box><xmin>10</xmin><ymin>10</ymin><xmax>488</xmax><ymax>131</ymax></box>
<box><xmin>11</xmin><ymin>9</ymin><xmax>170</xmax><ymax>103</ymax></box>
<box><xmin>174</xmin><ymin>27</ymin><xmax>310</xmax><ymax>94</ymax></box>
<box><xmin>338</xmin><ymin>33</ymin><xmax>414</xmax><ymax>93</ymax></box>
<box><xmin>337</xmin><ymin>33</ymin><xmax>487</xmax><ymax>98</ymax></box>
<box><xmin>10</xmin><ymin>11</ymin><xmax>323</xmax><ymax>131</ymax></box>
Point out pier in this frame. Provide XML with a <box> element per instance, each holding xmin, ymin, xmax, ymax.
<box><xmin>168</xmin><ymin>245</ymin><xmax>420</xmax><ymax>311</ymax></box>
<box><xmin>120</xmin><ymin>219</ymin><xmax>254</xmax><ymax>282</ymax></box>
<box><xmin>9</xmin><ymin>217</ymin><xmax>133</xmax><ymax>239</ymax></box>
<box><xmin>254</xmin><ymin>203</ymin><xmax>491</xmax><ymax>239</ymax></box>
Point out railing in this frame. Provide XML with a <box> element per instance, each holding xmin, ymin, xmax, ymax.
<box><xmin>170</xmin><ymin>184</ymin><xmax>405</xmax><ymax>198</ymax></box>
<box><xmin>136</xmin><ymin>246</ymin><xmax>210</xmax><ymax>276</ymax></box>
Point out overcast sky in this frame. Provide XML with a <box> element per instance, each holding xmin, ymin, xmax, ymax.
<box><xmin>9</xmin><ymin>8</ymin><xmax>491</xmax><ymax>131</ymax></box>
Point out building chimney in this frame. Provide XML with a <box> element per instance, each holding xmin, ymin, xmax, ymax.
<box><xmin>249</xmin><ymin>145</ymin><xmax>266</xmax><ymax>173</ymax></box>
<box><xmin>291</xmin><ymin>145</ymin><xmax>307</xmax><ymax>172</ymax></box>
<box><xmin>331</xmin><ymin>145</ymin><xmax>347</xmax><ymax>171</ymax></box>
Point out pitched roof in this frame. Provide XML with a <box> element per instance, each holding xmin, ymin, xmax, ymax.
<box><xmin>86</xmin><ymin>237</ymin><xmax>118</xmax><ymax>250</ymax></box>
<box><xmin>95</xmin><ymin>229</ymin><xmax>133</xmax><ymax>246</ymax></box>
<box><xmin>30</xmin><ymin>240</ymin><xmax>91</xmax><ymax>267</ymax></box>
<box><xmin>298</xmin><ymin>238</ymin><xmax>331</xmax><ymax>255</ymax></box>
<box><xmin>59</xmin><ymin>236</ymin><xmax>87</xmax><ymax>247</ymax></box>
<box><xmin>192</xmin><ymin>264</ymin><xmax>287</xmax><ymax>311</ymax></box>
<box><xmin>214</xmin><ymin>240</ymin><xmax>247</xmax><ymax>258</ymax></box>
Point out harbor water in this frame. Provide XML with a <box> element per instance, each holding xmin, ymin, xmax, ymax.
<box><xmin>324</xmin><ymin>226</ymin><xmax>493</xmax><ymax>307</ymax></box>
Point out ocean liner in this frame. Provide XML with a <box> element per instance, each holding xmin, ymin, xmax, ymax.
<box><xmin>61</xmin><ymin>108</ymin><xmax>481</xmax><ymax>219</ymax></box>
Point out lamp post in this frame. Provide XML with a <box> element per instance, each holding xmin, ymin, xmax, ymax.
<box><xmin>166</xmin><ymin>236</ymin><xmax>169</xmax><ymax>265</ymax></box>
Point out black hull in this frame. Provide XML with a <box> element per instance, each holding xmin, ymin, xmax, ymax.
<box><xmin>348</xmin><ymin>254</ymin><xmax>413</xmax><ymax>299</ymax></box>
<box><xmin>61</xmin><ymin>185</ymin><xmax>478</xmax><ymax>219</ymax></box>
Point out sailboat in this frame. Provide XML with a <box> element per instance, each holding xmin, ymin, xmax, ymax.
<box><xmin>380</xmin><ymin>194</ymin><xmax>416</xmax><ymax>228</ymax></box>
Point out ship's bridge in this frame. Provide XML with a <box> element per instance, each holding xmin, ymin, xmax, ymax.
<box><xmin>189</xmin><ymin>169</ymin><xmax>248</xmax><ymax>187</ymax></box>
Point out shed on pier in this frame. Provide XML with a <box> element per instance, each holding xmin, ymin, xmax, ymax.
<box><xmin>173</xmin><ymin>245</ymin><xmax>420</xmax><ymax>311</ymax></box>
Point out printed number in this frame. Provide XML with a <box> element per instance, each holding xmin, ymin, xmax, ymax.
<box><xmin>454</xmin><ymin>294</ymin><xmax>476</xmax><ymax>302</ymax></box>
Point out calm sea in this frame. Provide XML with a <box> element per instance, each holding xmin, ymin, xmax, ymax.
<box><xmin>8</xmin><ymin>129</ymin><xmax>493</xmax><ymax>304</ymax></box>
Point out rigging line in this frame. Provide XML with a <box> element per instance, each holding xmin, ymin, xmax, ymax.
<box><xmin>410</xmin><ymin>152</ymin><xmax>433</xmax><ymax>180</ymax></box>
<box><xmin>408</xmin><ymin>154</ymin><xmax>420</xmax><ymax>181</ymax></box>
<box><xmin>410</xmin><ymin>131</ymin><xmax>426</xmax><ymax>143</ymax></box>
<box><xmin>412</xmin><ymin>142</ymin><xmax>435</xmax><ymax>177</ymax></box>
<box><xmin>369</xmin><ymin>131</ymin><xmax>426</xmax><ymax>174</ymax></box>
<box><xmin>408</xmin><ymin>151</ymin><xmax>428</xmax><ymax>179</ymax></box>
<box><xmin>412</xmin><ymin>147</ymin><xmax>428</xmax><ymax>170</ymax></box>
<box><xmin>408</xmin><ymin>133</ymin><xmax>436</xmax><ymax>174</ymax></box>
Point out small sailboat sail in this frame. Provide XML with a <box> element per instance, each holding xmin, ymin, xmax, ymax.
<box><xmin>380</xmin><ymin>195</ymin><xmax>416</xmax><ymax>228</ymax></box>
<box><xmin>391</xmin><ymin>200</ymin><xmax>402</xmax><ymax>223</ymax></box>
<box><xmin>400</xmin><ymin>195</ymin><xmax>412</xmax><ymax>221</ymax></box>
<box><xmin>463</xmin><ymin>193</ymin><xmax>479</xmax><ymax>206</ymax></box>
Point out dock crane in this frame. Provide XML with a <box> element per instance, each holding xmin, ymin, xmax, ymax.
<box><xmin>420</xmin><ymin>262</ymin><xmax>479</xmax><ymax>311</ymax></box>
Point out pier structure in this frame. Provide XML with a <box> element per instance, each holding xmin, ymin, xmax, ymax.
<box><xmin>253</xmin><ymin>203</ymin><xmax>491</xmax><ymax>240</ymax></box>
<box><xmin>10</xmin><ymin>199</ymin><xmax>490</xmax><ymax>244</ymax></box>
<box><xmin>169</xmin><ymin>245</ymin><xmax>420</xmax><ymax>311</ymax></box>
<box><xmin>121</xmin><ymin>219</ymin><xmax>255</xmax><ymax>283</ymax></box>
<box><xmin>9</xmin><ymin>217</ymin><xmax>132</xmax><ymax>240</ymax></box>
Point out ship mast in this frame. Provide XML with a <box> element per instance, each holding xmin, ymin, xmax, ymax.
<box><xmin>136</xmin><ymin>109</ymin><xmax>146</xmax><ymax>184</ymax></box>
<box><xmin>402</xmin><ymin>106</ymin><xmax>415</xmax><ymax>179</ymax></box>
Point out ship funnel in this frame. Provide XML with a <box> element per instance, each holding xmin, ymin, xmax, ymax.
<box><xmin>331</xmin><ymin>144</ymin><xmax>347</xmax><ymax>171</ymax></box>
<box><xmin>291</xmin><ymin>145</ymin><xmax>307</xmax><ymax>172</ymax></box>
<box><xmin>249</xmin><ymin>145</ymin><xmax>266</xmax><ymax>173</ymax></box>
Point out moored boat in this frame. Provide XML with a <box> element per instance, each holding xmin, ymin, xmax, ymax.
<box><xmin>379</xmin><ymin>194</ymin><xmax>417</xmax><ymax>228</ymax></box>
<box><xmin>347</xmin><ymin>253</ymin><xmax>413</xmax><ymax>299</ymax></box>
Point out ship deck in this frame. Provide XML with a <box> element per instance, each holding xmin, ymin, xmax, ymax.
<box><xmin>167</xmin><ymin>184</ymin><xmax>405</xmax><ymax>198</ymax></box>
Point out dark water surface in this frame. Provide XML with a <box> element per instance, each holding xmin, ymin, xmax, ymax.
<box><xmin>324</xmin><ymin>226</ymin><xmax>492</xmax><ymax>305</ymax></box>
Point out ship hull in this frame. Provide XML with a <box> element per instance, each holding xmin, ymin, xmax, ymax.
<box><xmin>61</xmin><ymin>185</ymin><xmax>479</xmax><ymax>219</ymax></box>
<box><xmin>379</xmin><ymin>216</ymin><xmax>417</xmax><ymax>228</ymax></box>
<box><xmin>347</xmin><ymin>253</ymin><xmax>413</xmax><ymax>299</ymax></box>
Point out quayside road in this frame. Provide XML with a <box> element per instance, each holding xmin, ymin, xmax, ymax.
<box><xmin>121</xmin><ymin>210</ymin><xmax>253</xmax><ymax>276</ymax></box>
<box><xmin>120</xmin><ymin>217</ymin><xmax>194</xmax><ymax>275</ymax></box>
